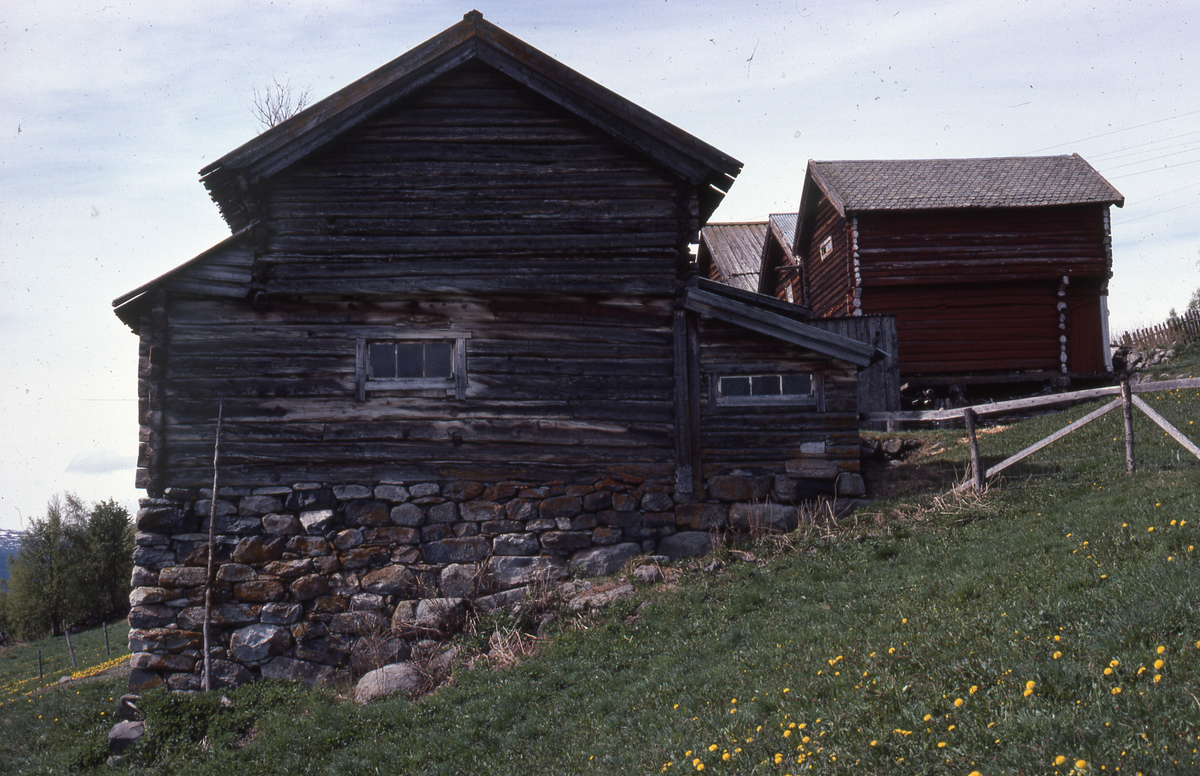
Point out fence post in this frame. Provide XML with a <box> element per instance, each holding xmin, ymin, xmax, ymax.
<box><xmin>964</xmin><ymin>408</ymin><xmax>984</xmax><ymax>491</ymax></box>
<box><xmin>104</xmin><ymin>619</ymin><xmax>110</xmax><ymax>656</ymax></box>
<box><xmin>38</xmin><ymin>649</ymin><xmax>43</xmax><ymax>679</ymax></box>
<box><xmin>64</xmin><ymin>626</ymin><xmax>78</xmax><ymax>669</ymax></box>
<box><xmin>1121</xmin><ymin>377</ymin><xmax>1135</xmax><ymax>474</ymax></box>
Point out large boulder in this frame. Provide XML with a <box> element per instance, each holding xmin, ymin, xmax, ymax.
<box><xmin>355</xmin><ymin>662</ymin><xmax>423</xmax><ymax>704</ymax></box>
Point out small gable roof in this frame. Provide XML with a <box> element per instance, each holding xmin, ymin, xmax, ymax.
<box><xmin>805</xmin><ymin>154</ymin><xmax>1123</xmax><ymax>216</ymax></box>
<box><xmin>697</xmin><ymin>222</ymin><xmax>767</xmax><ymax>292</ymax></box>
<box><xmin>756</xmin><ymin>212</ymin><xmax>800</xmax><ymax>295</ymax></box>
<box><xmin>200</xmin><ymin>10</ymin><xmax>742</xmax><ymax>232</ymax></box>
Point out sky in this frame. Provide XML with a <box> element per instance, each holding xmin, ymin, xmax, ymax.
<box><xmin>2</xmin><ymin>0</ymin><xmax>1198</xmax><ymax>532</ymax></box>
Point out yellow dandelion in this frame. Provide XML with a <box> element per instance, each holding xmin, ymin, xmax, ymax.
<box><xmin>954</xmin><ymin>698</ymin><xmax>964</xmax><ymax>708</ymax></box>
<box><xmin>708</xmin><ymin>744</ymin><xmax>718</xmax><ymax>752</ymax></box>
<box><xmin>1153</xmin><ymin>675</ymin><xmax>1162</xmax><ymax>683</ymax></box>
<box><xmin>1054</xmin><ymin>651</ymin><xmax>1063</xmax><ymax>659</ymax></box>
<box><xmin>1154</xmin><ymin>659</ymin><xmax>1164</xmax><ymax>670</ymax></box>
<box><xmin>722</xmin><ymin>753</ymin><xmax>730</xmax><ymax>762</ymax></box>
<box><xmin>1076</xmin><ymin>759</ymin><xmax>1087</xmax><ymax>770</ymax></box>
<box><xmin>783</xmin><ymin>730</ymin><xmax>792</xmax><ymax>738</ymax></box>
<box><xmin>1156</xmin><ymin>646</ymin><xmax>1165</xmax><ymax>654</ymax></box>
<box><xmin>937</xmin><ymin>741</ymin><xmax>946</xmax><ymax>748</ymax></box>
<box><xmin>969</xmin><ymin>685</ymin><xmax>978</xmax><ymax>694</ymax></box>
<box><xmin>1056</xmin><ymin>755</ymin><xmax>1067</xmax><ymax>765</ymax></box>
<box><xmin>1112</xmin><ymin>687</ymin><xmax>1122</xmax><ymax>695</ymax></box>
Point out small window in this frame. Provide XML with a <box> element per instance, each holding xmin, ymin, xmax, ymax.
<box><xmin>356</xmin><ymin>332</ymin><xmax>469</xmax><ymax>401</ymax></box>
<box><xmin>818</xmin><ymin>236</ymin><xmax>834</xmax><ymax>261</ymax></box>
<box><xmin>715</xmin><ymin>372</ymin><xmax>816</xmax><ymax>406</ymax></box>
<box><xmin>369</xmin><ymin>342</ymin><xmax>453</xmax><ymax>379</ymax></box>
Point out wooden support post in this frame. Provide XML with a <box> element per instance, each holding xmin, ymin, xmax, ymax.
<box><xmin>64</xmin><ymin>626</ymin><xmax>77</xmax><ymax>668</ymax></box>
<box><xmin>964</xmin><ymin>408</ymin><xmax>984</xmax><ymax>492</ymax></box>
<box><xmin>1121</xmin><ymin>378</ymin><xmax>1135</xmax><ymax>474</ymax></box>
<box><xmin>38</xmin><ymin>650</ymin><xmax>42</xmax><ymax>679</ymax></box>
<box><xmin>104</xmin><ymin>619</ymin><xmax>110</xmax><ymax>656</ymax></box>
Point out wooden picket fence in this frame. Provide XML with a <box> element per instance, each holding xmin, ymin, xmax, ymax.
<box><xmin>1118</xmin><ymin>309</ymin><xmax>1200</xmax><ymax>349</ymax></box>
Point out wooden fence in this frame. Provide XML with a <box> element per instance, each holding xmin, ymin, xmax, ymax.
<box><xmin>1119</xmin><ymin>309</ymin><xmax>1200</xmax><ymax>350</ymax></box>
<box><xmin>862</xmin><ymin>377</ymin><xmax>1200</xmax><ymax>492</ymax></box>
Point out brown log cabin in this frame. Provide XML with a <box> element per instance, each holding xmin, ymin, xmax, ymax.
<box><xmin>111</xmin><ymin>11</ymin><xmax>890</xmax><ymax>690</ymax></box>
<box><xmin>759</xmin><ymin>156</ymin><xmax>1124</xmax><ymax>385</ymax></box>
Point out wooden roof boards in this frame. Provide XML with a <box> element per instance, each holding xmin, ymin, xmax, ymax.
<box><xmin>697</xmin><ymin>222</ymin><xmax>768</xmax><ymax>292</ymax></box>
<box><xmin>200</xmin><ymin>11</ymin><xmax>742</xmax><ymax>232</ymax></box>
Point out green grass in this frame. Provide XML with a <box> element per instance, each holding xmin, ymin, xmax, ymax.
<box><xmin>0</xmin><ymin>372</ymin><xmax>1196</xmax><ymax>775</ymax></box>
<box><xmin>0</xmin><ymin>621</ymin><xmax>130</xmax><ymax>701</ymax></box>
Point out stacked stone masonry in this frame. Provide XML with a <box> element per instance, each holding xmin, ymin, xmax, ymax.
<box><xmin>129</xmin><ymin>472</ymin><xmax>863</xmax><ymax>691</ymax></box>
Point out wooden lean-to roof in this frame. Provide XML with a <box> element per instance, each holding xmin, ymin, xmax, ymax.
<box><xmin>794</xmin><ymin>154</ymin><xmax>1123</xmax><ymax>254</ymax></box>
<box><xmin>685</xmin><ymin>279</ymin><xmax>881</xmax><ymax>367</ymax></box>
<box><xmin>200</xmin><ymin>10</ymin><xmax>742</xmax><ymax>233</ymax></box>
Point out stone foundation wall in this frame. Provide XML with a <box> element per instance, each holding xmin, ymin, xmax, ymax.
<box><xmin>128</xmin><ymin>471</ymin><xmax>859</xmax><ymax>691</ymax></box>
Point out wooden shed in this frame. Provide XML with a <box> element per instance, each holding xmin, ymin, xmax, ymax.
<box><xmin>111</xmin><ymin>12</ymin><xmax>884</xmax><ymax>689</ymax></box>
<box><xmin>765</xmin><ymin>156</ymin><xmax>1124</xmax><ymax>384</ymax></box>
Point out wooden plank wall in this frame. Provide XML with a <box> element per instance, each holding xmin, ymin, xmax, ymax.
<box><xmin>257</xmin><ymin>62</ymin><xmax>689</xmax><ymax>299</ymax></box>
<box><xmin>852</xmin><ymin>205</ymin><xmax>1111</xmax><ymax>378</ymax></box>
<box><xmin>696</xmin><ymin>318</ymin><xmax>861</xmax><ymax>477</ymax></box>
<box><xmin>864</xmin><ymin>282</ymin><xmax>1061</xmax><ymax>375</ymax></box>
<box><xmin>158</xmin><ymin>296</ymin><xmax>678</xmax><ymax>488</ymax></box>
<box><xmin>805</xmin><ymin>315</ymin><xmax>899</xmax><ymax>413</ymax></box>
<box><xmin>797</xmin><ymin>195</ymin><xmax>852</xmax><ymax>317</ymax></box>
<box><xmin>855</xmin><ymin>206</ymin><xmax>1109</xmax><ymax>284</ymax></box>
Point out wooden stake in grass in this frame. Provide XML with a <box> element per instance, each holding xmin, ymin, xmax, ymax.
<box><xmin>963</xmin><ymin>407</ymin><xmax>984</xmax><ymax>492</ymax></box>
<box><xmin>1121</xmin><ymin>377</ymin><xmax>1135</xmax><ymax>474</ymax></box>
<box><xmin>203</xmin><ymin>400</ymin><xmax>223</xmax><ymax>693</ymax></box>
<box><xmin>64</xmin><ymin>625</ymin><xmax>77</xmax><ymax>668</ymax></box>
<box><xmin>103</xmin><ymin>619</ymin><xmax>110</xmax><ymax>656</ymax></box>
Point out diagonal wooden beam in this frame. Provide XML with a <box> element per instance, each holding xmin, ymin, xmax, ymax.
<box><xmin>1132</xmin><ymin>395</ymin><xmax>1200</xmax><ymax>460</ymax></box>
<box><xmin>953</xmin><ymin>398</ymin><xmax>1123</xmax><ymax>492</ymax></box>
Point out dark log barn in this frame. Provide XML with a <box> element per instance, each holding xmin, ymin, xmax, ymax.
<box><xmin>111</xmin><ymin>12</ymin><xmax>883</xmax><ymax>690</ymax></box>
<box><xmin>763</xmin><ymin>156</ymin><xmax>1124</xmax><ymax>384</ymax></box>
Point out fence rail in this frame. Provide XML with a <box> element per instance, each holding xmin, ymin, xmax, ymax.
<box><xmin>1118</xmin><ymin>309</ymin><xmax>1200</xmax><ymax>349</ymax></box>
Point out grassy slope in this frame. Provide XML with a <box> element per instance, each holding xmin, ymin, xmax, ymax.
<box><xmin>1</xmin><ymin>349</ymin><xmax>1196</xmax><ymax>776</ymax></box>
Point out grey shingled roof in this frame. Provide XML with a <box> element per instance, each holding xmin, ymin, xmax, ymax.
<box><xmin>698</xmin><ymin>222</ymin><xmax>767</xmax><ymax>292</ymax></box>
<box><xmin>809</xmin><ymin>154</ymin><xmax>1124</xmax><ymax>212</ymax></box>
<box><xmin>767</xmin><ymin>213</ymin><xmax>798</xmax><ymax>254</ymax></box>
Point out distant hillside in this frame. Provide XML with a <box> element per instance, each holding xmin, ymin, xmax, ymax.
<box><xmin>0</xmin><ymin>528</ymin><xmax>23</xmax><ymax>581</ymax></box>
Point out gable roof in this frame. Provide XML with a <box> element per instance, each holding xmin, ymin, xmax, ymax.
<box><xmin>754</xmin><ymin>212</ymin><xmax>800</xmax><ymax>295</ymax></box>
<box><xmin>697</xmin><ymin>222</ymin><xmax>767</xmax><ymax>292</ymax></box>
<box><xmin>200</xmin><ymin>10</ymin><xmax>742</xmax><ymax>232</ymax></box>
<box><xmin>804</xmin><ymin>154</ymin><xmax>1123</xmax><ymax>216</ymax></box>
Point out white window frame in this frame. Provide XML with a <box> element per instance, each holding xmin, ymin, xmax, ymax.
<box><xmin>706</xmin><ymin>365</ymin><xmax>824</xmax><ymax>411</ymax></box>
<box><xmin>355</xmin><ymin>330</ymin><xmax>470</xmax><ymax>401</ymax></box>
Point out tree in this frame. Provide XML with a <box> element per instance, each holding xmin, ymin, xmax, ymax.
<box><xmin>251</xmin><ymin>76</ymin><xmax>312</xmax><ymax>130</ymax></box>
<box><xmin>3</xmin><ymin>494</ymin><xmax>134</xmax><ymax>641</ymax></box>
<box><xmin>84</xmin><ymin>499</ymin><xmax>134</xmax><ymax>617</ymax></box>
<box><xmin>4</xmin><ymin>493</ymin><xmax>90</xmax><ymax>639</ymax></box>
